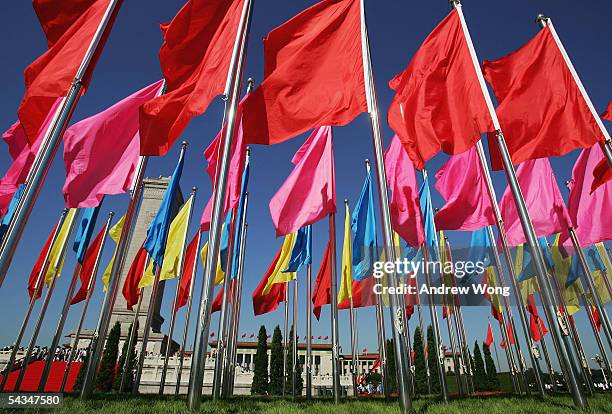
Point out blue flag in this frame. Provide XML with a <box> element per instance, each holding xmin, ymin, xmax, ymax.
<box><xmin>143</xmin><ymin>150</ymin><xmax>185</xmax><ymax>267</ymax></box>
<box><xmin>468</xmin><ymin>227</ymin><xmax>492</xmax><ymax>268</ymax></box>
<box><xmin>538</xmin><ymin>237</ymin><xmax>554</xmax><ymax>269</ymax></box>
<box><xmin>565</xmin><ymin>255</ymin><xmax>581</xmax><ymax>287</ymax></box>
<box><xmin>73</xmin><ymin>205</ymin><xmax>101</xmax><ymax>263</ymax></box>
<box><xmin>0</xmin><ymin>184</ymin><xmax>25</xmax><ymax>241</ymax></box>
<box><xmin>219</xmin><ymin>209</ymin><xmax>233</xmax><ymax>272</ymax></box>
<box><xmin>351</xmin><ymin>170</ymin><xmax>377</xmax><ymax>281</ymax></box>
<box><xmin>231</xmin><ymin>159</ymin><xmax>250</xmax><ymax>277</ymax></box>
<box><xmin>284</xmin><ymin>225</ymin><xmax>312</xmax><ymax>273</ymax></box>
<box><xmin>418</xmin><ymin>175</ymin><xmax>437</xmax><ymax>261</ymax></box>
<box><xmin>516</xmin><ymin>237</ymin><xmax>549</xmax><ymax>283</ymax></box>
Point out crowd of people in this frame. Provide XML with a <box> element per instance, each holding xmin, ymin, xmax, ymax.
<box><xmin>1</xmin><ymin>345</ymin><xmax>88</xmax><ymax>366</ymax></box>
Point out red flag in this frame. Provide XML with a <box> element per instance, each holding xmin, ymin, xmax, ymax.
<box><xmin>591</xmin><ymin>158</ymin><xmax>611</xmax><ymax>193</ymax></box>
<box><xmin>139</xmin><ymin>0</ymin><xmax>246</xmax><ymax>156</ymax></box>
<box><xmin>602</xmin><ymin>100</ymin><xmax>612</xmax><ymax>121</ymax></box>
<box><xmin>19</xmin><ymin>0</ymin><xmax>121</xmax><ymax>143</ymax></box>
<box><xmin>174</xmin><ymin>233</ymin><xmax>199</xmax><ymax>313</ymax></box>
<box><xmin>324</xmin><ymin>336</ymin><xmax>329</xmax><ymax>341</ymax></box>
<box><xmin>212</xmin><ymin>279</ymin><xmax>236</xmax><ymax>313</ymax></box>
<box><xmin>526</xmin><ymin>294</ymin><xmax>539</xmax><ymax>317</ymax></box>
<box><xmin>485</xmin><ymin>322</ymin><xmax>494</xmax><ymax>348</ymax></box>
<box><xmin>122</xmin><ymin>245</ymin><xmax>148</xmax><ymax>310</ymax></box>
<box><xmin>338</xmin><ymin>276</ymin><xmax>378</xmax><ymax>310</ymax></box>
<box><xmin>500</xmin><ymin>321</ymin><xmax>516</xmax><ymax>349</ymax></box>
<box><xmin>592</xmin><ymin>306</ymin><xmax>602</xmax><ymax>332</ymax></box>
<box><xmin>384</xmin><ymin>136</ymin><xmax>424</xmax><ymax>248</ymax></box>
<box><xmin>28</xmin><ymin>224</ymin><xmax>58</xmax><ymax>300</ymax></box>
<box><xmin>371</xmin><ymin>356</ymin><xmax>381</xmax><ymax>371</ymax></box>
<box><xmin>252</xmin><ymin>245</ymin><xmax>286</xmax><ymax>316</ymax></box>
<box><xmin>70</xmin><ymin>224</ymin><xmax>107</xmax><ymax>304</ymax></box>
<box><xmin>530</xmin><ymin>314</ymin><xmax>549</xmax><ymax>342</ymax></box>
<box><xmin>434</xmin><ymin>147</ymin><xmax>496</xmax><ymax>231</ymax></box>
<box><xmin>312</xmin><ymin>240</ymin><xmax>332</xmax><ymax>320</ymax></box>
<box><xmin>387</xmin><ymin>9</ymin><xmax>493</xmax><ymax>170</ymax></box>
<box><xmin>269</xmin><ymin>126</ymin><xmax>336</xmax><ymax>236</ymax></box>
<box><xmin>490</xmin><ymin>303</ymin><xmax>502</xmax><ymax>323</ymax></box>
<box><xmin>483</xmin><ymin>27</ymin><xmax>604</xmax><ymax>170</ymax></box>
<box><xmin>242</xmin><ymin>0</ymin><xmax>366</xmax><ymax>145</ymax></box>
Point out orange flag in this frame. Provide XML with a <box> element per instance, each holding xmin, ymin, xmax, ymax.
<box><xmin>312</xmin><ymin>240</ymin><xmax>332</xmax><ymax>320</ymax></box>
<box><xmin>252</xmin><ymin>245</ymin><xmax>286</xmax><ymax>316</ymax></box>
<box><xmin>174</xmin><ymin>233</ymin><xmax>200</xmax><ymax>313</ymax></box>
<box><xmin>122</xmin><ymin>244</ymin><xmax>148</xmax><ymax>310</ymax></box>
<box><xmin>28</xmin><ymin>224</ymin><xmax>57</xmax><ymax>299</ymax></box>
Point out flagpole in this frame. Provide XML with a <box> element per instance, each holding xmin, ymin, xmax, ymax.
<box><xmin>444</xmin><ymin>306</ymin><xmax>463</xmax><ymax>395</ymax></box>
<box><xmin>328</xmin><ymin>213</ymin><xmax>341</xmax><ymax>402</ymax></box>
<box><xmin>159</xmin><ymin>188</ymin><xmax>197</xmax><ymax>395</ymax></box>
<box><xmin>535</xmin><ymin>15</ymin><xmax>612</xmax><ymax>168</ymax></box>
<box><xmin>306</xmin><ymin>235</ymin><xmax>313</xmax><ymax>399</ymax></box>
<box><xmin>60</xmin><ymin>212</ymin><xmax>113</xmax><ymax>392</ymax></box>
<box><xmin>0</xmin><ymin>209</ymin><xmax>68</xmax><ymax>391</ymax></box>
<box><xmin>359</xmin><ymin>2</ymin><xmax>412</xmax><ymax>410</ymax></box>
<box><xmin>283</xmin><ymin>283</ymin><xmax>289</xmax><ymax>397</ymax></box>
<box><xmin>292</xmin><ymin>278</ymin><xmax>298</xmax><ymax>398</ymax></box>
<box><xmin>375</xmin><ymin>294</ymin><xmax>391</xmax><ymax>397</ymax></box>
<box><xmin>14</xmin><ymin>210</ymin><xmax>78</xmax><ymax>390</ymax></box>
<box><xmin>489</xmin><ymin>317</ymin><xmax>502</xmax><ymax>373</ymax></box>
<box><xmin>212</xmin><ymin>207</ymin><xmax>238</xmax><ymax>399</ymax></box>
<box><xmin>175</xmin><ymin>232</ymin><xmax>202</xmax><ymax>395</ymax></box>
<box><xmin>580</xmin><ymin>293</ymin><xmax>612</xmax><ymax>382</ymax></box>
<box><xmin>451</xmin><ymin>1</ymin><xmax>584</xmax><ymax>404</ymax></box>
<box><xmin>119</xmin><ymin>286</ymin><xmax>144</xmax><ymax>392</ymax></box>
<box><xmin>349</xmin><ymin>296</ymin><xmax>358</xmax><ymax>396</ymax></box>
<box><xmin>0</xmin><ymin>0</ymin><xmax>121</xmax><ymax>287</ymax></box>
<box><xmin>188</xmin><ymin>0</ymin><xmax>253</xmax><ymax>408</ymax></box>
<box><xmin>81</xmin><ymin>153</ymin><xmax>149</xmax><ymax>399</ymax></box>
<box><xmin>413</xmin><ymin>272</ymin><xmax>431</xmax><ymax>395</ymax></box>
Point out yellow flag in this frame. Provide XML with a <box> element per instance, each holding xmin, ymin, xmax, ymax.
<box><xmin>262</xmin><ymin>232</ymin><xmax>297</xmax><ymax>295</ymax></box>
<box><xmin>102</xmin><ymin>214</ymin><xmax>125</xmax><ymax>291</ymax></box>
<box><xmin>485</xmin><ymin>266</ymin><xmax>503</xmax><ymax>316</ymax></box>
<box><xmin>45</xmin><ymin>208</ymin><xmax>77</xmax><ymax>285</ymax></box>
<box><xmin>198</xmin><ymin>242</ymin><xmax>225</xmax><ymax>286</ymax></box>
<box><xmin>338</xmin><ymin>203</ymin><xmax>353</xmax><ymax>304</ymax></box>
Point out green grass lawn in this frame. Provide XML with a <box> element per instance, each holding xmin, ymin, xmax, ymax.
<box><xmin>11</xmin><ymin>393</ymin><xmax>612</xmax><ymax>414</ymax></box>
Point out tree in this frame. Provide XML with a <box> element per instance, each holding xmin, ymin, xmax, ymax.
<box><xmin>483</xmin><ymin>342</ymin><xmax>500</xmax><ymax>390</ymax></box>
<box><xmin>426</xmin><ymin>325</ymin><xmax>440</xmax><ymax>393</ymax></box>
<box><xmin>472</xmin><ymin>341</ymin><xmax>487</xmax><ymax>391</ymax></box>
<box><xmin>412</xmin><ymin>326</ymin><xmax>428</xmax><ymax>395</ymax></box>
<box><xmin>285</xmin><ymin>325</ymin><xmax>303</xmax><ymax>396</ymax></box>
<box><xmin>114</xmin><ymin>322</ymin><xmax>138</xmax><ymax>391</ymax></box>
<box><xmin>96</xmin><ymin>321</ymin><xmax>121</xmax><ymax>392</ymax></box>
<box><xmin>251</xmin><ymin>325</ymin><xmax>269</xmax><ymax>395</ymax></box>
<box><xmin>72</xmin><ymin>349</ymin><xmax>89</xmax><ymax>392</ymax></box>
<box><xmin>269</xmin><ymin>325</ymin><xmax>284</xmax><ymax>395</ymax></box>
<box><xmin>385</xmin><ymin>339</ymin><xmax>397</xmax><ymax>393</ymax></box>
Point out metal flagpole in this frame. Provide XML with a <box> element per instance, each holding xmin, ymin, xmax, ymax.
<box><xmin>451</xmin><ymin>1</ymin><xmax>585</xmax><ymax>405</ymax></box>
<box><xmin>175</xmin><ymin>232</ymin><xmax>202</xmax><ymax>395</ymax></box>
<box><xmin>412</xmin><ymin>269</ymin><xmax>431</xmax><ymax>395</ymax></box>
<box><xmin>485</xmin><ymin>225</ymin><xmax>527</xmax><ymax>393</ymax></box>
<box><xmin>444</xmin><ymin>306</ymin><xmax>463</xmax><ymax>395</ymax></box>
<box><xmin>375</xmin><ymin>294</ymin><xmax>391</xmax><ymax>397</ymax></box>
<box><xmin>227</xmin><ymin>213</ymin><xmax>249</xmax><ymax>396</ymax></box>
<box><xmin>360</xmin><ymin>1</ymin><xmax>412</xmax><ymax>410</ymax></box>
<box><xmin>0</xmin><ymin>0</ymin><xmax>121</xmax><ymax>287</ymax></box>
<box><xmin>292</xmin><ymin>278</ymin><xmax>298</xmax><ymax>398</ymax></box>
<box><xmin>60</xmin><ymin>212</ymin><xmax>113</xmax><ymax>392</ymax></box>
<box><xmin>498</xmin><ymin>313</ymin><xmax>520</xmax><ymax>393</ymax></box>
<box><xmin>282</xmin><ymin>283</ymin><xmax>289</xmax><ymax>397</ymax></box>
<box><xmin>41</xmin><ymin>212</ymin><xmax>114</xmax><ymax>391</ymax></box>
<box><xmin>580</xmin><ymin>293</ymin><xmax>612</xmax><ymax>382</ymax></box>
<box><xmin>328</xmin><ymin>213</ymin><xmax>341</xmax><ymax>402</ymax></box>
<box><xmin>306</xmin><ymin>234</ymin><xmax>313</xmax><ymax>399</ymax></box>
<box><xmin>212</xmin><ymin>208</ymin><xmax>238</xmax><ymax>399</ymax></box>
<box><xmin>15</xmin><ymin>210</ymin><xmax>78</xmax><ymax>390</ymax></box>
<box><xmin>81</xmin><ymin>153</ymin><xmax>149</xmax><ymax>399</ymax></box>
<box><xmin>187</xmin><ymin>0</ymin><xmax>253</xmax><ymax>408</ymax></box>
<box><xmin>489</xmin><ymin>318</ymin><xmax>502</xmax><ymax>373</ymax></box>
<box><xmin>159</xmin><ymin>188</ymin><xmax>197</xmax><ymax>395</ymax></box>
<box><xmin>119</xmin><ymin>286</ymin><xmax>144</xmax><ymax>392</ymax></box>
<box><xmin>349</xmin><ymin>297</ymin><xmax>358</xmax><ymax>396</ymax></box>
<box><xmin>535</xmin><ymin>15</ymin><xmax>612</xmax><ymax>168</ymax></box>
<box><xmin>0</xmin><ymin>209</ymin><xmax>68</xmax><ymax>391</ymax></box>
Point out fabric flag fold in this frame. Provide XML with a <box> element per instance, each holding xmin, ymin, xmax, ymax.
<box><xmin>284</xmin><ymin>226</ymin><xmax>312</xmax><ymax>273</ymax></box>
<box><xmin>63</xmin><ymin>80</ymin><xmax>164</xmax><ymax>208</ymax></box>
<box><xmin>19</xmin><ymin>0</ymin><xmax>121</xmax><ymax>143</ymax></box>
<box><xmin>483</xmin><ymin>26</ymin><xmax>604</xmax><ymax>170</ymax></box>
<box><xmin>485</xmin><ymin>322</ymin><xmax>494</xmax><ymax>348</ymax></box>
<box><xmin>45</xmin><ymin>208</ymin><xmax>78</xmax><ymax>285</ymax></box>
<box><xmin>338</xmin><ymin>203</ymin><xmax>353</xmax><ymax>304</ymax></box>
<box><xmin>603</xmin><ymin>100</ymin><xmax>612</xmax><ymax>121</ymax></box>
<box><xmin>28</xmin><ymin>224</ymin><xmax>58</xmax><ymax>300</ymax></box>
<box><xmin>384</xmin><ymin>135</ymin><xmax>424</xmax><ymax>248</ymax></box>
<box><xmin>101</xmin><ymin>213</ymin><xmax>124</xmax><ymax>291</ymax></box>
<box><xmin>419</xmin><ymin>175</ymin><xmax>438</xmax><ymax>261</ymax></box>
<box><xmin>499</xmin><ymin>158</ymin><xmax>572</xmax><ymax>246</ymax></box>
<box><xmin>312</xmin><ymin>240</ymin><xmax>332</xmax><ymax>320</ymax></box>
<box><xmin>387</xmin><ymin>9</ymin><xmax>493</xmax><ymax>170</ymax></box>
<box><xmin>563</xmin><ymin>145</ymin><xmax>611</xmax><ymax>247</ymax></box>
<box><xmin>269</xmin><ymin>126</ymin><xmax>336</xmax><ymax>236</ymax></box>
<box><xmin>262</xmin><ymin>233</ymin><xmax>297</xmax><ymax>295</ymax></box>
<box><xmin>351</xmin><ymin>169</ymin><xmax>376</xmax><ymax>281</ymax></box>
<box><xmin>530</xmin><ymin>313</ymin><xmax>549</xmax><ymax>342</ymax></box>
<box><xmin>143</xmin><ymin>150</ymin><xmax>185</xmax><ymax>267</ymax></box>
<box><xmin>139</xmin><ymin>0</ymin><xmax>246</xmax><ymax>155</ymax></box>
<box><xmin>434</xmin><ymin>147</ymin><xmax>495</xmax><ymax>231</ymax></box>
<box><xmin>242</xmin><ymin>0</ymin><xmax>366</xmax><ymax>145</ymax></box>
<box><xmin>72</xmin><ymin>206</ymin><xmax>101</xmax><ymax>264</ymax></box>
<box><xmin>212</xmin><ymin>279</ymin><xmax>236</xmax><ymax>314</ymax></box>
<box><xmin>70</xmin><ymin>223</ymin><xmax>107</xmax><ymax>304</ymax></box>
<box><xmin>338</xmin><ymin>276</ymin><xmax>377</xmax><ymax>310</ymax></box>
<box><xmin>252</xmin><ymin>244</ymin><xmax>287</xmax><ymax>316</ymax></box>
<box><xmin>122</xmin><ymin>245</ymin><xmax>148</xmax><ymax>310</ymax></box>
<box><xmin>174</xmin><ymin>233</ymin><xmax>200</xmax><ymax>313</ymax></box>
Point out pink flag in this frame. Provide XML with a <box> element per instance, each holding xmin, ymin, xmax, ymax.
<box><xmin>434</xmin><ymin>147</ymin><xmax>495</xmax><ymax>231</ymax></box>
<box><xmin>499</xmin><ymin>158</ymin><xmax>572</xmax><ymax>246</ymax></box>
<box><xmin>269</xmin><ymin>126</ymin><xmax>336</xmax><ymax>236</ymax></box>
<box><xmin>561</xmin><ymin>145</ymin><xmax>611</xmax><ymax>246</ymax></box>
<box><xmin>384</xmin><ymin>135</ymin><xmax>424</xmax><ymax>248</ymax></box>
<box><xmin>62</xmin><ymin>80</ymin><xmax>164</xmax><ymax>208</ymax></box>
<box><xmin>0</xmin><ymin>98</ymin><xmax>62</xmax><ymax>215</ymax></box>
<box><xmin>200</xmin><ymin>99</ymin><xmax>247</xmax><ymax>231</ymax></box>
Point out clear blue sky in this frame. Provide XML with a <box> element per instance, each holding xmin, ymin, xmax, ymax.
<box><xmin>0</xmin><ymin>1</ymin><xmax>610</xmax><ymax>372</ymax></box>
